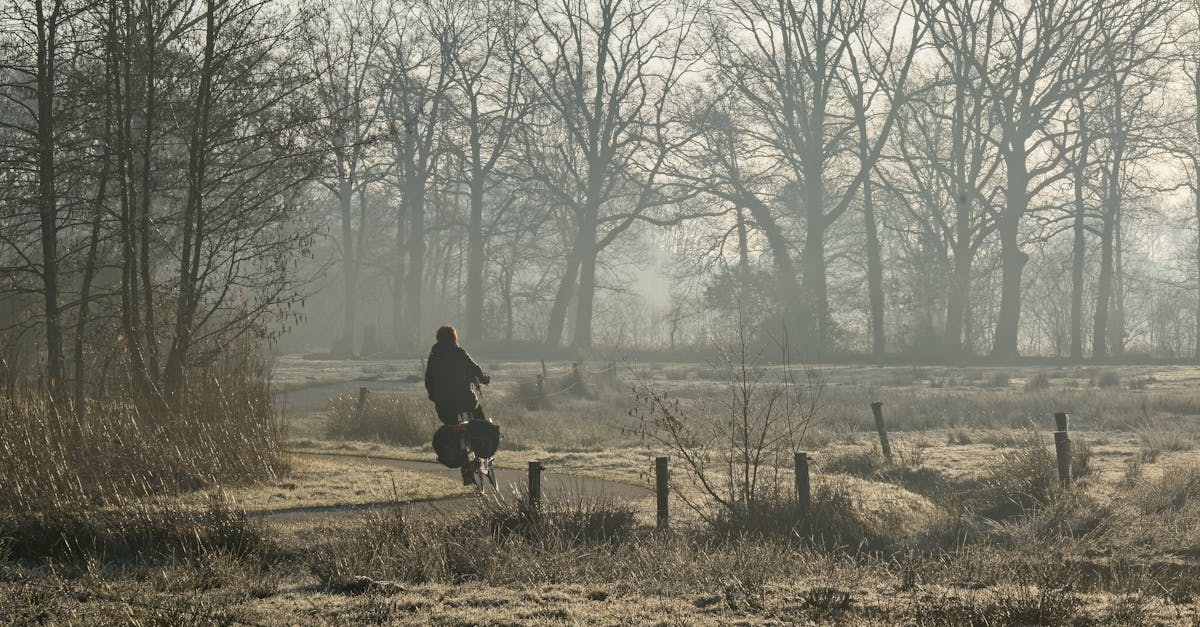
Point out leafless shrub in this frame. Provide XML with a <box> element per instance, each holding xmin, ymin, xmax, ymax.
<box><xmin>631</xmin><ymin>320</ymin><xmax>821</xmax><ymax>525</ymax></box>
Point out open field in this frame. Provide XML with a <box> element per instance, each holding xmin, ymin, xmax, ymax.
<box><xmin>7</xmin><ymin>357</ymin><xmax>1200</xmax><ymax>624</ymax></box>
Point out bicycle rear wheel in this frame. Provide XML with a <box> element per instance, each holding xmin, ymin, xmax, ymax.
<box><xmin>485</xmin><ymin>459</ymin><xmax>498</xmax><ymax>491</ymax></box>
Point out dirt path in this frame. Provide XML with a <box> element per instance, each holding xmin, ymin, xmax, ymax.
<box><xmin>252</xmin><ymin>452</ymin><xmax>652</xmax><ymax>523</ymax></box>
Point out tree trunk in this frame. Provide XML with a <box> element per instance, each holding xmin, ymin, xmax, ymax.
<box><xmin>392</xmin><ymin>202</ymin><xmax>407</xmax><ymax>351</ymax></box>
<box><xmin>1110</xmin><ymin>210</ymin><xmax>1125</xmax><ymax>355</ymax></box>
<box><xmin>545</xmin><ymin>252</ymin><xmax>579</xmax><ymax>347</ymax></box>
<box><xmin>138</xmin><ymin>2</ymin><xmax>159</xmax><ymax>380</ymax></box>
<box><xmin>1093</xmin><ymin>192</ymin><xmax>1115</xmax><ymax>361</ymax></box>
<box><xmin>116</xmin><ymin>0</ymin><xmax>150</xmax><ymax>395</ymax></box>
<box><xmin>404</xmin><ymin>177</ymin><xmax>426</xmax><ymax>349</ymax></box>
<box><xmin>800</xmin><ymin>208</ymin><xmax>828</xmax><ymax>353</ymax></box>
<box><xmin>863</xmin><ymin>176</ymin><xmax>884</xmax><ymax>359</ymax></box>
<box><xmin>743</xmin><ymin>200</ymin><xmax>800</xmax><ymax>316</ymax></box>
<box><xmin>1195</xmin><ymin>170</ymin><xmax>1200</xmax><ymax>362</ymax></box>
<box><xmin>465</xmin><ymin>176</ymin><xmax>485</xmax><ymax>343</ymax></box>
<box><xmin>799</xmin><ymin>157</ymin><xmax>829</xmax><ymax>353</ymax></box>
<box><xmin>35</xmin><ymin>0</ymin><xmax>64</xmax><ymax>394</ymax></box>
<box><xmin>945</xmin><ymin>248</ymin><xmax>972</xmax><ymax>359</ymax></box>
<box><xmin>1069</xmin><ymin>137</ymin><xmax>1088</xmax><ymax>361</ymax></box>
<box><xmin>165</xmin><ymin>1</ymin><xmax>216</xmax><ymax>402</ymax></box>
<box><xmin>992</xmin><ymin>149</ymin><xmax>1028</xmax><ymax>361</ymax></box>
<box><xmin>338</xmin><ymin>177</ymin><xmax>357</xmax><ymax>355</ymax></box>
<box><xmin>572</xmin><ymin>206</ymin><xmax>600</xmax><ymax>350</ymax></box>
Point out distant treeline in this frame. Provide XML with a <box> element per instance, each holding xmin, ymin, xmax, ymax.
<box><xmin>5</xmin><ymin>0</ymin><xmax>1200</xmax><ymax>401</ymax></box>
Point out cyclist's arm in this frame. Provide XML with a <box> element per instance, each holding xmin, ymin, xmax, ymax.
<box><xmin>462</xmin><ymin>349</ymin><xmax>486</xmax><ymax>383</ymax></box>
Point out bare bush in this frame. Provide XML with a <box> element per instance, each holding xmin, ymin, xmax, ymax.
<box><xmin>631</xmin><ymin>322</ymin><xmax>821</xmax><ymax>523</ymax></box>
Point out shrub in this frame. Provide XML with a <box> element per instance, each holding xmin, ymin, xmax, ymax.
<box><xmin>512</xmin><ymin>379</ymin><xmax>553</xmax><ymax>410</ymax></box>
<box><xmin>324</xmin><ymin>391</ymin><xmax>427</xmax><ymax>446</ymax></box>
<box><xmin>967</xmin><ymin>434</ymin><xmax>1059</xmax><ymax>520</ymax></box>
<box><xmin>1071</xmin><ymin>436</ymin><xmax>1092</xmax><ymax>479</ymax></box>
<box><xmin>986</xmin><ymin>371</ymin><xmax>1012</xmax><ymax>388</ymax></box>
<box><xmin>1024</xmin><ymin>373</ymin><xmax>1051</xmax><ymax>391</ymax></box>
<box><xmin>478</xmin><ymin>491</ymin><xmax>637</xmax><ymax>548</ymax></box>
<box><xmin>946</xmin><ymin>426</ymin><xmax>972</xmax><ymax>445</ymax></box>
<box><xmin>705</xmin><ymin>480</ymin><xmax>901</xmax><ymax>554</ymax></box>
<box><xmin>1133</xmin><ymin>464</ymin><xmax>1200</xmax><ymax>515</ymax></box>
<box><xmin>0</xmin><ymin>498</ymin><xmax>269</xmax><ymax>564</ymax></box>
<box><xmin>1136</xmin><ymin>424</ymin><xmax>1195</xmax><ymax>460</ymax></box>
<box><xmin>1093</xmin><ymin>370</ymin><xmax>1122</xmax><ymax>388</ymax></box>
<box><xmin>307</xmin><ymin>494</ymin><xmax>637</xmax><ymax>590</ymax></box>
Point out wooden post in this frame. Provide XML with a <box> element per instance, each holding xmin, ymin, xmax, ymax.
<box><xmin>540</xmin><ymin>359</ymin><xmax>548</xmax><ymax>380</ymax></box>
<box><xmin>536</xmin><ymin>374</ymin><xmax>545</xmax><ymax>395</ymax></box>
<box><xmin>528</xmin><ymin>460</ymin><xmax>543</xmax><ymax>509</ymax></box>
<box><xmin>656</xmin><ymin>456</ymin><xmax>669</xmax><ymax>530</ymax></box>
<box><xmin>356</xmin><ymin>386</ymin><xmax>369</xmax><ymax>420</ymax></box>
<box><xmin>794</xmin><ymin>453</ymin><xmax>811</xmax><ymax>514</ymax></box>
<box><xmin>870</xmin><ymin>401</ymin><xmax>892</xmax><ymax>460</ymax></box>
<box><xmin>572</xmin><ymin>362</ymin><xmax>580</xmax><ymax>381</ymax></box>
<box><xmin>1053</xmin><ymin>412</ymin><xmax>1072</xmax><ymax>489</ymax></box>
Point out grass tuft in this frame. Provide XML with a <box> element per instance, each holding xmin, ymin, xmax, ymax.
<box><xmin>324</xmin><ymin>391</ymin><xmax>427</xmax><ymax>446</ymax></box>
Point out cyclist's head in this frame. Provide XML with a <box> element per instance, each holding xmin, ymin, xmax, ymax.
<box><xmin>435</xmin><ymin>324</ymin><xmax>458</xmax><ymax>345</ymax></box>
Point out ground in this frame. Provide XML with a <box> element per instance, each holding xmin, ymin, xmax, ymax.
<box><xmin>6</xmin><ymin>357</ymin><xmax>1200</xmax><ymax>624</ymax></box>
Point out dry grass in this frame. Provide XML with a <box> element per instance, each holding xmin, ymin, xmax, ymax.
<box><xmin>11</xmin><ymin>360</ymin><xmax>1200</xmax><ymax>623</ymax></box>
<box><xmin>324</xmin><ymin>390</ymin><xmax>427</xmax><ymax>445</ymax></box>
<box><xmin>157</xmin><ymin>454</ymin><xmax>472</xmax><ymax>513</ymax></box>
<box><xmin>0</xmin><ymin>367</ymin><xmax>283</xmax><ymax>510</ymax></box>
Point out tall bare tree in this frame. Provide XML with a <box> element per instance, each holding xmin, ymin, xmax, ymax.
<box><xmin>519</xmin><ymin>0</ymin><xmax>695</xmax><ymax>350</ymax></box>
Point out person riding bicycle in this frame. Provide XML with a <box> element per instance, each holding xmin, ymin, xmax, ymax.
<box><xmin>424</xmin><ymin>325</ymin><xmax>490</xmax><ymax>484</ymax></box>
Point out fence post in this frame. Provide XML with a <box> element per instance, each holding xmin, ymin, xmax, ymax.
<box><xmin>528</xmin><ymin>460</ymin><xmax>543</xmax><ymax>509</ymax></box>
<box><xmin>1053</xmin><ymin>412</ymin><xmax>1072</xmax><ymax>489</ymax></box>
<box><xmin>870</xmin><ymin>401</ymin><xmax>892</xmax><ymax>461</ymax></box>
<box><xmin>541</xmin><ymin>359</ymin><xmax>548</xmax><ymax>380</ymax></box>
<box><xmin>794</xmin><ymin>453</ymin><xmax>811</xmax><ymax>514</ymax></box>
<box><xmin>572</xmin><ymin>362</ymin><xmax>580</xmax><ymax>382</ymax></box>
<box><xmin>356</xmin><ymin>386</ymin><xmax>369</xmax><ymax>420</ymax></box>
<box><xmin>536</xmin><ymin>374</ymin><xmax>545</xmax><ymax>395</ymax></box>
<box><xmin>656</xmin><ymin>456</ymin><xmax>669</xmax><ymax>530</ymax></box>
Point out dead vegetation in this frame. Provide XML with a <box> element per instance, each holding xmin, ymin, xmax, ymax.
<box><xmin>8</xmin><ymin>359</ymin><xmax>1200</xmax><ymax>623</ymax></box>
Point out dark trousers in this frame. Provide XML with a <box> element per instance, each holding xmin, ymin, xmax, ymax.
<box><xmin>436</xmin><ymin>402</ymin><xmax>485</xmax><ymax>426</ymax></box>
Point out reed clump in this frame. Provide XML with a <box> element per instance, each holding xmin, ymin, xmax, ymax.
<box><xmin>0</xmin><ymin>363</ymin><xmax>283</xmax><ymax>511</ymax></box>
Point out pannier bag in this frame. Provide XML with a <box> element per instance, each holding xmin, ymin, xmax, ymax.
<box><xmin>432</xmin><ymin>424</ymin><xmax>468</xmax><ymax>468</ymax></box>
<box><xmin>466</xmin><ymin>420</ymin><xmax>501</xmax><ymax>459</ymax></box>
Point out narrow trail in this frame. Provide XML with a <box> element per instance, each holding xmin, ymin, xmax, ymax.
<box><xmin>252</xmin><ymin>451</ymin><xmax>652</xmax><ymax>523</ymax></box>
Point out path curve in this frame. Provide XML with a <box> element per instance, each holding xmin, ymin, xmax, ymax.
<box><xmin>252</xmin><ymin>451</ymin><xmax>652</xmax><ymax>523</ymax></box>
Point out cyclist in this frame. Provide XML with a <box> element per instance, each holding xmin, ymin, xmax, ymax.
<box><xmin>424</xmin><ymin>324</ymin><xmax>490</xmax><ymax>484</ymax></box>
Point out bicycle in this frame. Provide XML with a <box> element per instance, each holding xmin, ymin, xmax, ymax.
<box><xmin>457</xmin><ymin>380</ymin><xmax>499</xmax><ymax>493</ymax></box>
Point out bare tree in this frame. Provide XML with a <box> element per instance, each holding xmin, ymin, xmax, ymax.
<box><xmin>691</xmin><ymin>0</ymin><xmax>923</xmax><ymax>353</ymax></box>
<box><xmin>378</xmin><ymin>0</ymin><xmax>452</xmax><ymax>348</ymax></box>
<box><xmin>920</xmin><ymin>0</ymin><xmax>1166</xmax><ymax>360</ymax></box>
<box><xmin>298</xmin><ymin>0</ymin><xmax>391</xmax><ymax>356</ymax></box>
<box><xmin>442</xmin><ymin>0</ymin><xmax>530</xmax><ymax>344</ymax></box>
<box><xmin>518</xmin><ymin>0</ymin><xmax>696</xmax><ymax>350</ymax></box>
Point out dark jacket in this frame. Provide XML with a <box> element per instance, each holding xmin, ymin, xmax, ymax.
<box><xmin>424</xmin><ymin>342</ymin><xmax>484</xmax><ymax>411</ymax></box>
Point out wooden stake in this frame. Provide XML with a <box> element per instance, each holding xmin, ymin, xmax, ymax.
<box><xmin>528</xmin><ymin>460</ymin><xmax>543</xmax><ymax>509</ymax></box>
<box><xmin>795</xmin><ymin>453</ymin><xmax>811</xmax><ymax>514</ymax></box>
<box><xmin>656</xmin><ymin>456</ymin><xmax>669</xmax><ymax>530</ymax></box>
<box><xmin>871</xmin><ymin>401</ymin><xmax>892</xmax><ymax>460</ymax></box>
<box><xmin>356</xmin><ymin>386</ymin><xmax>369</xmax><ymax>420</ymax></box>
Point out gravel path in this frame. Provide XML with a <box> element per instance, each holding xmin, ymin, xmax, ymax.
<box><xmin>252</xmin><ymin>452</ymin><xmax>652</xmax><ymax>523</ymax></box>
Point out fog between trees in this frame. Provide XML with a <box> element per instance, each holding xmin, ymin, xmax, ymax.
<box><xmin>5</xmin><ymin>0</ymin><xmax>1200</xmax><ymax>398</ymax></box>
